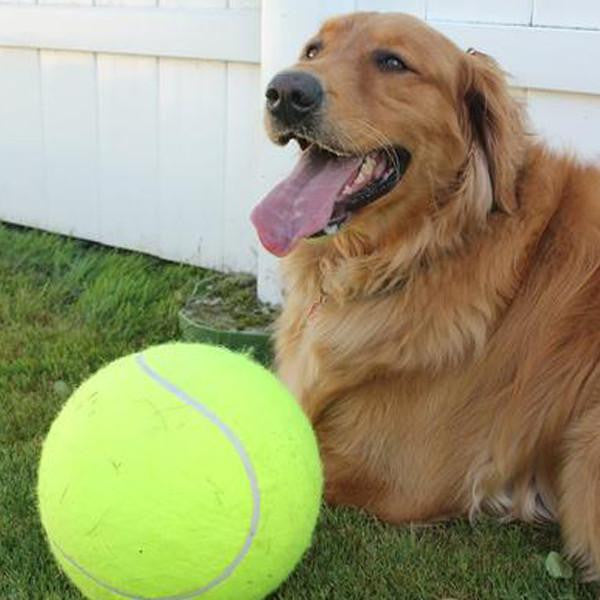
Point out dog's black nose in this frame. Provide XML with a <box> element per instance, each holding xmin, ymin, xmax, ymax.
<box><xmin>265</xmin><ymin>71</ymin><xmax>323</xmax><ymax>126</ymax></box>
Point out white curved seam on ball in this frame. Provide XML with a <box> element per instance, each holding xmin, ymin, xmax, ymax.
<box><xmin>50</xmin><ymin>352</ymin><xmax>261</xmax><ymax>600</ymax></box>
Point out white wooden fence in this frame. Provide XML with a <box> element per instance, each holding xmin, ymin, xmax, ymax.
<box><xmin>0</xmin><ymin>0</ymin><xmax>599</xmax><ymax>303</ymax></box>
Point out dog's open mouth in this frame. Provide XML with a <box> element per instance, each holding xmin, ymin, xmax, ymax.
<box><xmin>251</xmin><ymin>140</ymin><xmax>411</xmax><ymax>257</ymax></box>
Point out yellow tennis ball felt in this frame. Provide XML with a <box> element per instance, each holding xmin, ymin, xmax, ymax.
<box><xmin>38</xmin><ymin>343</ymin><xmax>322</xmax><ymax>600</ymax></box>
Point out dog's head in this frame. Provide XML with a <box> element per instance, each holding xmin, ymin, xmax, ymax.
<box><xmin>251</xmin><ymin>12</ymin><xmax>525</xmax><ymax>258</ymax></box>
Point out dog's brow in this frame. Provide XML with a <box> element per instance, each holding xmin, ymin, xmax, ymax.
<box><xmin>320</xmin><ymin>14</ymin><xmax>361</xmax><ymax>37</ymax></box>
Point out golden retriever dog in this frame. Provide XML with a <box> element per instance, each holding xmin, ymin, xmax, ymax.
<box><xmin>251</xmin><ymin>12</ymin><xmax>600</xmax><ymax>577</ymax></box>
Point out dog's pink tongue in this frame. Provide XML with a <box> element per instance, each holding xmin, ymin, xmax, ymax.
<box><xmin>251</xmin><ymin>150</ymin><xmax>362</xmax><ymax>256</ymax></box>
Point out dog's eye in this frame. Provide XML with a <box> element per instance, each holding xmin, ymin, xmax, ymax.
<box><xmin>305</xmin><ymin>43</ymin><xmax>321</xmax><ymax>60</ymax></box>
<box><xmin>374</xmin><ymin>51</ymin><xmax>406</xmax><ymax>72</ymax></box>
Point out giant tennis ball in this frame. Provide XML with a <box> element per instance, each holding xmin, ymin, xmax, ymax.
<box><xmin>38</xmin><ymin>343</ymin><xmax>322</xmax><ymax>600</ymax></box>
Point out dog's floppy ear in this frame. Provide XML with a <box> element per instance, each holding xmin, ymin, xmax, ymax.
<box><xmin>461</xmin><ymin>49</ymin><xmax>525</xmax><ymax>214</ymax></box>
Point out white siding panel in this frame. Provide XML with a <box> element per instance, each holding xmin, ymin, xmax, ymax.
<box><xmin>41</xmin><ymin>0</ymin><xmax>94</xmax><ymax>6</ymax></box>
<box><xmin>533</xmin><ymin>0</ymin><xmax>600</xmax><ymax>29</ymax></box>
<box><xmin>158</xmin><ymin>0</ymin><xmax>223</xmax><ymax>9</ymax></box>
<box><xmin>0</xmin><ymin>49</ymin><xmax>44</xmax><ymax>227</ymax></box>
<box><xmin>229</xmin><ymin>0</ymin><xmax>259</xmax><ymax>7</ymax></box>
<box><xmin>0</xmin><ymin>5</ymin><xmax>261</xmax><ymax>63</ymax></box>
<box><xmin>157</xmin><ymin>58</ymin><xmax>227</xmax><ymax>268</ymax></box>
<box><xmin>528</xmin><ymin>91</ymin><xmax>600</xmax><ymax>161</ymax></box>
<box><xmin>355</xmin><ymin>0</ymin><xmax>426</xmax><ymax>17</ymax></box>
<box><xmin>96</xmin><ymin>54</ymin><xmax>160</xmax><ymax>253</ymax></box>
<box><xmin>319</xmin><ymin>1</ymin><xmax>357</xmax><ymax>22</ymax></box>
<box><xmin>37</xmin><ymin>0</ymin><xmax>98</xmax><ymax>238</ymax></box>
<box><xmin>39</xmin><ymin>50</ymin><xmax>99</xmax><ymax>240</ymax></box>
<box><xmin>155</xmin><ymin>0</ymin><xmax>226</xmax><ymax>267</ymax></box>
<box><xmin>99</xmin><ymin>0</ymin><xmax>158</xmax><ymax>5</ymax></box>
<box><xmin>434</xmin><ymin>22</ymin><xmax>600</xmax><ymax>95</ymax></box>
<box><xmin>427</xmin><ymin>0</ymin><xmax>532</xmax><ymax>25</ymax></box>
<box><xmin>223</xmin><ymin>62</ymin><xmax>261</xmax><ymax>273</ymax></box>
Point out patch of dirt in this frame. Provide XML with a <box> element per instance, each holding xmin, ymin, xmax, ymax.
<box><xmin>181</xmin><ymin>272</ymin><xmax>280</xmax><ymax>332</ymax></box>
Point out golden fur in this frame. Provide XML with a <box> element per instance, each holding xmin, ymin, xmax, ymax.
<box><xmin>268</xmin><ymin>13</ymin><xmax>600</xmax><ymax>576</ymax></box>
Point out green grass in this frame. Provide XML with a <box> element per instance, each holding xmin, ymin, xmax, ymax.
<box><xmin>0</xmin><ymin>222</ymin><xmax>597</xmax><ymax>600</ymax></box>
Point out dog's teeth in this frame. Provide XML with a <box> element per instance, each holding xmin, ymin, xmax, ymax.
<box><xmin>342</xmin><ymin>184</ymin><xmax>352</xmax><ymax>195</ymax></box>
<box><xmin>324</xmin><ymin>223</ymin><xmax>339</xmax><ymax>235</ymax></box>
<box><xmin>359</xmin><ymin>155</ymin><xmax>376</xmax><ymax>178</ymax></box>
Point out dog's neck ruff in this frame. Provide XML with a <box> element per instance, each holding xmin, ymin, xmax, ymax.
<box><xmin>304</xmin><ymin>275</ymin><xmax>409</xmax><ymax>323</ymax></box>
<box><xmin>302</xmin><ymin>143</ymin><xmax>496</xmax><ymax>322</ymax></box>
